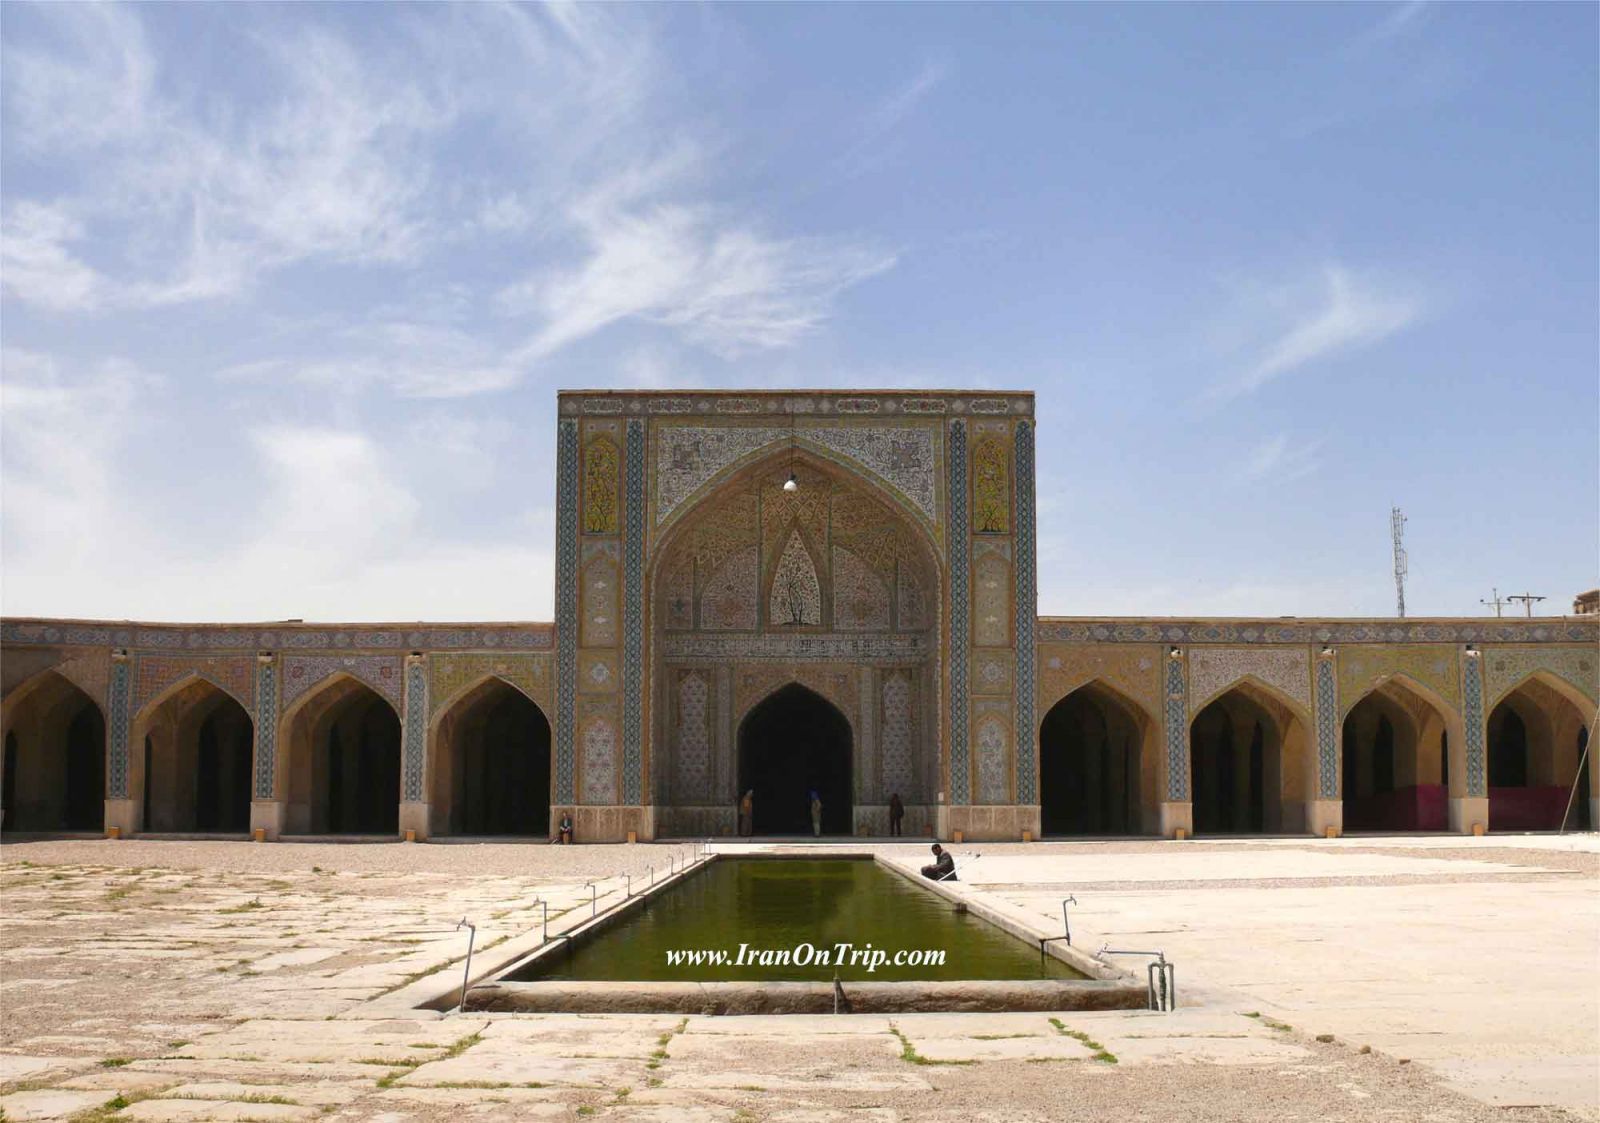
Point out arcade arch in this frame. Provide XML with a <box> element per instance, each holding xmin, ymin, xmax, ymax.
<box><xmin>429</xmin><ymin>677</ymin><xmax>551</xmax><ymax>837</ymax></box>
<box><xmin>1486</xmin><ymin>673</ymin><xmax>1591</xmax><ymax>831</ymax></box>
<box><xmin>131</xmin><ymin>679</ymin><xmax>252</xmax><ymax>833</ymax></box>
<box><xmin>281</xmin><ymin>675</ymin><xmax>401</xmax><ymax>835</ymax></box>
<box><xmin>1037</xmin><ymin>680</ymin><xmax>1160</xmax><ymax>836</ymax></box>
<box><xmin>1189</xmin><ymin>680</ymin><xmax>1313</xmax><ymax>835</ymax></box>
<box><xmin>1340</xmin><ymin>676</ymin><xmax>1452</xmax><ymax>832</ymax></box>
<box><xmin>1</xmin><ymin>671</ymin><xmax>104</xmax><ymax>832</ymax></box>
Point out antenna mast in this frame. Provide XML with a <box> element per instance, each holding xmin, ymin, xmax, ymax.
<box><xmin>1390</xmin><ymin>507</ymin><xmax>1408</xmax><ymax>618</ymax></box>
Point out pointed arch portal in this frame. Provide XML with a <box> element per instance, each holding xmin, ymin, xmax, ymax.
<box><xmin>431</xmin><ymin>678</ymin><xmax>551</xmax><ymax>836</ymax></box>
<box><xmin>1038</xmin><ymin>683</ymin><xmax>1156</xmax><ymax>836</ymax></box>
<box><xmin>135</xmin><ymin>679</ymin><xmax>253</xmax><ymax>833</ymax></box>
<box><xmin>737</xmin><ymin>684</ymin><xmax>852</xmax><ymax>835</ymax></box>
<box><xmin>282</xmin><ymin>677</ymin><xmax>401</xmax><ymax>835</ymax></box>
<box><xmin>2</xmin><ymin>672</ymin><xmax>104</xmax><ymax>832</ymax></box>
<box><xmin>1486</xmin><ymin>676</ymin><xmax>1589</xmax><ymax>831</ymax></box>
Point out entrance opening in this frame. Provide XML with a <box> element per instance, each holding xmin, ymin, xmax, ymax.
<box><xmin>433</xmin><ymin>679</ymin><xmax>551</xmax><ymax>836</ymax></box>
<box><xmin>284</xmin><ymin>678</ymin><xmax>401</xmax><ymax>835</ymax></box>
<box><xmin>1191</xmin><ymin>701</ymin><xmax>1265</xmax><ymax>834</ymax></box>
<box><xmin>1485</xmin><ymin>678</ymin><xmax>1585</xmax><ymax>831</ymax></box>
<box><xmin>1038</xmin><ymin>684</ymin><xmax>1148</xmax><ymax>835</ymax></box>
<box><xmin>1340</xmin><ymin>681</ymin><xmax>1449</xmax><ymax>831</ymax></box>
<box><xmin>1188</xmin><ymin>682</ymin><xmax>1312</xmax><ymax>836</ymax></box>
<box><xmin>138</xmin><ymin>682</ymin><xmax>252</xmax><ymax>833</ymax></box>
<box><xmin>737</xmin><ymin>684</ymin><xmax>852</xmax><ymax>834</ymax></box>
<box><xmin>1</xmin><ymin>673</ymin><xmax>104</xmax><ymax>831</ymax></box>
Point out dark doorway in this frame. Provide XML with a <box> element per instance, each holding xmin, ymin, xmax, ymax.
<box><xmin>1573</xmin><ymin>728</ymin><xmax>1592</xmax><ymax>832</ymax></box>
<box><xmin>1191</xmin><ymin>700</ymin><xmax>1266</xmax><ymax>834</ymax></box>
<box><xmin>318</xmin><ymin>691</ymin><xmax>401</xmax><ymax>834</ymax></box>
<box><xmin>1038</xmin><ymin>688</ymin><xmax>1143</xmax><ymax>835</ymax></box>
<box><xmin>738</xmin><ymin>685</ymin><xmax>852</xmax><ymax>834</ymax></box>
<box><xmin>440</xmin><ymin>682</ymin><xmax>551</xmax><ymax>835</ymax></box>
<box><xmin>194</xmin><ymin>700</ymin><xmax>252</xmax><ymax>832</ymax></box>
<box><xmin>63</xmin><ymin>705</ymin><xmax>105</xmax><ymax>830</ymax></box>
<box><xmin>3</xmin><ymin>732</ymin><xmax>17</xmax><ymax>828</ymax></box>
<box><xmin>1488</xmin><ymin>708</ymin><xmax>1528</xmax><ymax>788</ymax></box>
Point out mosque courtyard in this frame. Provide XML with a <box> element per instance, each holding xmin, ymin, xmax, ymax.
<box><xmin>0</xmin><ymin>834</ymin><xmax>1594</xmax><ymax>1123</ymax></box>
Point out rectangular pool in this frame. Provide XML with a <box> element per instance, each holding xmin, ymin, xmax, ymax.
<box><xmin>505</xmin><ymin>858</ymin><xmax>1084</xmax><ymax>983</ymax></box>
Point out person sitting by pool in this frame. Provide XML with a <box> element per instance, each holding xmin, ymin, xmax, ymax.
<box><xmin>921</xmin><ymin>843</ymin><xmax>956</xmax><ymax>881</ymax></box>
<box><xmin>556</xmin><ymin>813</ymin><xmax>573</xmax><ymax>845</ymax></box>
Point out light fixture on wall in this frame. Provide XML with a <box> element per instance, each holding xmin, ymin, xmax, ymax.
<box><xmin>782</xmin><ymin>402</ymin><xmax>799</xmax><ymax>491</ymax></box>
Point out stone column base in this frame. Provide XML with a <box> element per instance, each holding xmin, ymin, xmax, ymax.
<box><xmin>1305</xmin><ymin>800</ymin><xmax>1343</xmax><ymax>838</ymax></box>
<box><xmin>942</xmin><ymin>805</ymin><xmax>1039</xmax><ymax>842</ymax></box>
<box><xmin>104</xmin><ymin>798</ymin><xmax>138</xmax><ymax>838</ymax></box>
<box><xmin>250</xmin><ymin>800</ymin><xmax>285</xmax><ymax>841</ymax></box>
<box><xmin>1449</xmin><ymin>796</ymin><xmax>1490</xmax><ymax>835</ymax></box>
<box><xmin>399</xmin><ymin>801</ymin><xmax>430</xmax><ymax>841</ymax></box>
<box><xmin>558</xmin><ymin>805</ymin><xmax>656</xmax><ymax>843</ymax></box>
<box><xmin>1590</xmin><ymin>797</ymin><xmax>1599</xmax><ymax>832</ymax></box>
<box><xmin>1159</xmin><ymin>801</ymin><xmax>1193</xmax><ymax>839</ymax></box>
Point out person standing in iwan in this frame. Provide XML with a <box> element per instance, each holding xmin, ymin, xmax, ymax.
<box><xmin>739</xmin><ymin>790</ymin><xmax>754</xmax><ymax>837</ymax></box>
<box><xmin>809</xmin><ymin>790</ymin><xmax>822</xmax><ymax>837</ymax></box>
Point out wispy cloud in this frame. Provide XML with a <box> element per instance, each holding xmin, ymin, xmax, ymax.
<box><xmin>1360</xmin><ymin>2</ymin><xmax>1432</xmax><ymax>48</ymax></box>
<box><xmin>1237</xmin><ymin>433</ymin><xmax>1324</xmax><ymax>484</ymax></box>
<box><xmin>1207</xmin><ymin>265</ymin><xmax>1423</xmax><ymax>401</ymax></box>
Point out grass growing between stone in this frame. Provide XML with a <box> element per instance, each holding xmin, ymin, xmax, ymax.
<box><xmin>888</xmin><ymin>1024</ymin><xmax>974</xmax><ymax>1066</ymax></box>
<box><xmin>1049</xmin><ymin>1017</ymin><xmax>1117</xmax><ymax>1063</ymax></box>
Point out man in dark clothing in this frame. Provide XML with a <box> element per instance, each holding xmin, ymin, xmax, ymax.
<box><xmin>888</xmin><ymin>793</ymin><xmax>905</xmax><ymax>837</ymax></box>
<box><xmin>920</xmin><ymin>843</ymin><xmax>956</xmax><ymax>881</ymax></box>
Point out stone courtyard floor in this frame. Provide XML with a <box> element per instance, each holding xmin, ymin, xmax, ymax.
<box><xmin>1</xmin><ymin>835</ymin><xmax>1595</xmax><ymax>1122</ymax></box>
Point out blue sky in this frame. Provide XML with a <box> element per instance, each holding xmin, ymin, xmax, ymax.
<box><xmin>2</xmin><ymin>2</ymin><xmax>1594</xmax><ymax>621</ymax></box>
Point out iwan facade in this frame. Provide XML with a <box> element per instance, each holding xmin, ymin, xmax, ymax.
<box><xmin>3</xmin><ymin>391</ymin><xmax>1596</xmax><ymax>842</ymax></box>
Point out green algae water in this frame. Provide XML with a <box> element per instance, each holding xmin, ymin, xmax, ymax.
<box><xmin>509</xmin><ymin>858</ymin><xmax>1084</xmax><ymax>982</ymax></box>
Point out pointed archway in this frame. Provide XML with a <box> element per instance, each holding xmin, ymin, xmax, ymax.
<box><xmin>430</xmin><ymin>677</ymin><xmax>551</xmax><ymax>836</ymax></box>
<box><xmin>132</xmin><ymin>679</ymin><xmax>252</xmax><ymax>833</ymax></box>
<box><xmin>738</xmin><ymin>684</ymin><xmax>852</xmax><ymax>835</ymax></box>
<box><xmin>1487</xmin><ymin>675</ymin><xmax>1589</xmax><ymax>831</ymax></box>
<box><xmin>1038</xmin><ymin>681</ymin><xmax>1158</xmax><ymax>836</ymax></box>
<box><xmin>1189</xmin><ymin>681</ymin><xmax>1313</xmax><ymax>835</ymax></box>
<box><xmin>1341</xmin><ymin>677</ymin><xmax>1451</xmax><ymax>832</ymax></box>
<box><xmin>282</xmin><ymin>676</ymin><xmax>401</xmax><ymax>835</ymax></box>
<box><xmin>1</xmin><ymin>671</ymin><xmax>104</xmax><ymax>832</ymax></box>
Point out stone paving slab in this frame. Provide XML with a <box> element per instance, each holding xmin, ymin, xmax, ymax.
<box><xmin>158</xmin><ymin>1081</ymin><xmax>368</xmax><ymax>1106</ymax></box>
<box><xmin>909</xmin><ymin>1034</ymin><xmax>1096</xmax><ymax>1062</ymax></box>
<box><xmin>0</xmin><ymin>1087</ymin><xmax>115</xmax><ymax>1121</ymax></box>
<box><xmin>397</xmin><ymin>1052</ymin><xmax>633</xmax><ymax>1087</ymax></box>
<box><xmin>122</xmin><ymin>1099</ymin><xmax>319</xmax><ymax>1122</ymax></box>
<box><xmin>677</xmin><ymin>1014</ymin><xmax>894</xmax><ymax>1036</ymax></box>
<box><xmin>669</xmin><ymin>1033</ymin><xmax>902</xmax><ymax>1061</ymax></box>
<box><xmin>656</xmin><ymin>1069</ymin><xmax>933</xmax><ymax>1092</ymax></box>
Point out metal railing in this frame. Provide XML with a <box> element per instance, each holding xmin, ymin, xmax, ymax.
<box><xmin>1098</xmin><ymin>946</ymin><xmax>1176</xmax><ymax>1011</ymax></box>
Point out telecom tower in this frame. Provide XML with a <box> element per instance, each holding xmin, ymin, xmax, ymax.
<box><xmin>1391</xmin><ymin>507</ymin><xmax>1408</xmax><ymax>618</ymax></box>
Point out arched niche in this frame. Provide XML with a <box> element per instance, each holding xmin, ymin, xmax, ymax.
<box><xmin>1188</xmin><ymin>679</ymin><xmax>1314</xmax><ymax>835</ymax></box>
<box><xmin>429</xmin><ymin>675</ymin><xmax>552</xmax><ymax>837</ymax></box>
<box><xmin>1341</xmin><ymin>675</ymin><xmax>1453</xmax><ymax>832</ymax></box>
<box><xmin>1</xmin><ymin>670</ymin><xmax>105</xmax><ymax>832</ymax></box>
<box><xmin>1038</xmin><ymin>679</ymin><xmax>1161</xmax><ymax>836</ymax></box>
<box><xmin>131</xmin><ymin>677</ymin><xmax>253</xmax><ymax>834</ymax></box>
<box><xmin>280</xmin><ymin>674</ymin><xmax>401</xmax><ymax>835</ymax></box>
